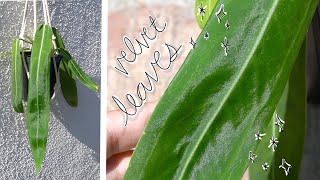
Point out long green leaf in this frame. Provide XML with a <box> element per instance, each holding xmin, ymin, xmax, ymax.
<box><xmin>26</xmin><ymin>24</ymin><xmax>52</xmax><ymax>174</ymax></box>
<box><xmin>248</xmin><ymin>84</ymin><xmax>287</xmax><ymax>179</ymax></box>
<box><xmin>249</xmin><ymin>40</ymin><xmax>307</xmax><ymax>179</ymax></box>
<box><xmin>270</xmin><ymin>40</ymin><xmax>307</xmax><ymax>179</ymax></box>
<box><xmin>11</xmin><ymin>38</ymin><xmax>24</xmax><ymax>113</ymax></box>
<box><xmin>124</xmin><ymin>0</ymin><xmax>317</xmax><ymax>179</ymax></box>
<box><xmin>57</xmin><ymin>48</ymin><xmax>98</xmax><ymax>92</ymax></box>
<box><xmin>53</xmin><ymin>27</ymin><xmax>78</xmax><ymax>107</ymax></box>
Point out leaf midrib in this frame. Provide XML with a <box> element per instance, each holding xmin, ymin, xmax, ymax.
<box><xmin>177</xmin><ymin>1</ymin><xmax>280</xmax><ymax>179</ymax></box>
<box><xmin>70</xmin><ymin>60</ymin><xmax>96</xmax><ymax>89</ymax></box>
<box><xmin>35</xmin><ymin>26</ymin><xmax>47</xmax><ymax>155</ymax></box>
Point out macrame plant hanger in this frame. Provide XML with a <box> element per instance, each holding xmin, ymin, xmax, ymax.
<box><xmin>42</xmin><ymin>0</ymin><xmax>60</xmax><ymax>99</ymax></box>
<box><xmin>19</xmin><ymin>0</ymin><xmax>59</xmax><ymax>99</ymax></box>
<box><xmin>19</xmin><ymin>0</ymin><xmax>30</xmax><ymax>79</ymax></box>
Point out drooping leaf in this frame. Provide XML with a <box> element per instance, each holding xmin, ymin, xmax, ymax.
<box><xmin>249</xmin><ymin>40</ymin><xmax>307</xmax><ymax>179</ymax></box>
<box><xmin>124</xmin><ymin>0</ymin><xmax>317</xmax><ymax>179</ymax></box>
<box><xmin>248</xmin><ymin>89</ymin><xmax>286</xmax><ymax>180</ymax></box>
<box><xmin>270</xmin><ymin>40</ymin><xmax>307</xmax><ymax>179</ymax></box>
<box><xmin>11</xmin><ymin>38</ymin><xmax>24</xmax><ymax>113</ymax></box>
<box><xmin>195</xmin><ymin>0</ymin><xmax>218</xmax><ymax>29</ymax></box>
<box><xmin>53</xmin><ymin>27</ymin><xmax>78</xmax><ymax>107</ymax></box>
<box><xmin>57</xmin><ymin>48</ymin><xmax>98</xmax><ymax>92</ymax></box>
<box><xmin>26</xmin><ymin>24</ymin><xmax>52</xmax><ymax>174</ymax></box>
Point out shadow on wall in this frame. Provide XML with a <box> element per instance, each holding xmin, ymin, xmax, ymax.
<box><xmin>51</xmin><ymin>77</ymin><xmax>100</xmax><ymax>155</ymax></box>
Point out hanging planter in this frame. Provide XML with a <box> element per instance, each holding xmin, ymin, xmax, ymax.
<box><xmin>8</xmin><ymin>0</ymin><xmax>98</xmax><ymax>174</ymax></box>
<box><xmin>22</xmin><ymin>51</ymin><xmax>62</xmax><ymax>100</ymax></box>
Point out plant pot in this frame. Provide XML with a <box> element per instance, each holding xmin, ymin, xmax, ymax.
<box><xmin>22</xmin><ymin>51</ymin><xmax>62</xmax><ymax>101</ymax></box>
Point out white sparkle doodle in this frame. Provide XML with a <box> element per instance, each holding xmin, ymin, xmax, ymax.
<box><xmin>215</xmin><ymin>4</ymin><xmax>227</xmax><ymax>23</ymax></box>
<box><xmin>248</xmin><ymin>151</ymin><xmax>257</xmax><ymax>163</ymax></box>
<box><xmin>279</xmin><ymin>159</ymin><xmax>292</xmax><ymax>176</ymax></box>
<box><xmin>204</xmin><ymin>31</ymin><xmax>209</xmax><ymax>40</ymax></box>
<box><xmin>255</xmin><ymin>131</ymin><xmax>266</xmax><ymax>140</ymax></box>
<box><xmin>190</xmin><ymin>37</ymin><xmax>196</xmax><ymax>49</ymax></box>
<box><xmin>268</xmin><ymin>136</ymin><xmax>279</xmax><ymax>152</ymax></box>
<box><xmin>225</xmin><ymin>20</ymin><xmax>230</xmax><ymax>30</ymax></box>
<box><xmin>198</xmin><ymin>2</ymin><xmax>207</xmax><ymax>21</ymax></box>
<box><xmin>275</xmin><ymin>114</ymin><xmax>285</xmax><ymax>132</ymax></box>
<box><xmin>221</xmin><ymin>37</ymin><xmax>229</xmax><ymax>56</ymax></box>
<box><xmin>262</xmin><ymin>162</ymin><xmax>269</xmax><ymax>171</ymax></box>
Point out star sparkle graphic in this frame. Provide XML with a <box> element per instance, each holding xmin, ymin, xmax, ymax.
<box><xmin>204</xmin><ymin>31</ymin><xmax>209</xmax><ymax>40</ymax></box>
<box><xmin>248</xmin><ymin>151</ymin><xmax>257</xmax><ymax>163</ymax></box>
<box><xmin>262</xmin><ymin>162</ymin><xmax>269</xmax><ymax>171</ymax></box>
<box><xmin>215</xmin><ymin>4</ymin><xmax>227</xmax><ymax>23</ymax></box>
<box><xmin>221</xmin><ymin>37</ymin><xmax>229</xmax><ymax>56</ymax></box>
<box><xmin>190</xmin><ymin>37</ymin><xmax>196</xmax><ymax>49</ymax></box>
<box><xmin>225</xmin><ymin>20</ymin><xmax>230</xmax><ymax>30</ymax></box>
<box><xmin>275</xmin><ymin>114</ymin><xmax>285</xmax><ymax>132</ymax></box>
<box><xmin>198</xmin><ymin>2</ymin><xmax>207</xmax><ymax>21</ymax></box>
<box><xmin>255</xmin><ymin>131</ymin><xmax>266</xmax><ymax>141</ymax></box>
<box><xmin>268</xmin><ymin>136</ymin><xmax>279</xmax><ymax>152</ymax></box>
<box><xmin>279</xmin><ymin>159</ymin><xmax>292</xmax><ymax>176</ymax></box>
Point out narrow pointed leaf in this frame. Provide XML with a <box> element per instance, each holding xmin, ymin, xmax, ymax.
<box><xmin>125</xmin><ymin>0</ymin><xmax>317</xmax><ymax>179</ymax></box>
<box><xmin>26</xmin><ymin>24</ymin><xmax>52</xmax><ymax>173</ymax></box>
<box><xmin>53</xmin><ymin>27</ymin><xmax>78</xmax><ymax>107</ymax></box>
<box><xmin>249</xmin><ymin>84</ymin><xmax>287</xmax><ymax>179</ymax></box>
<box><xmin>249</xmin><ymin>40</ymin><xmax>307</xmax><ymax>179</ymax></box>
<box><xmin>270</xmin><ymin>40</ymin><xmax>307</xmax><ymax>179</ymax></box>
<box><xmin>52</xmin><ymin>27</ymin><xmax>65</xmax><ymax>49</ymax></box>
<box><xmin>11</xmin><ymin>38</ymin><xmax>24</xmax><ymax>113</ymax></box>
<box><xmin>57</xmin><ymin>48</ymin><xmax>98</xmax><ymax>92</ymax></box>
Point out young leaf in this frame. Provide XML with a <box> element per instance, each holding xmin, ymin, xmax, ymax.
<box><xmin>249</xmin><ymin>40</ymin><xmax>307</xmax><ymax>179</ymax></box>
<box><xmin>26</xmin><ymin>24</ymin><xmax>52</xmax><ymax>174</ymax></box>
<box><xmin>11</xmin><ymin>38</ymin><xmax>24</xmax><ymax>113</ymax></box>
<box><xmin>57</xmin><ymin>48</ymin><xmax>98</xmax><ymax>92</ymax></box>
<box><xmin>124</xmin><ymin>0</ymin><xmax>317</xmax><ymax>179</ymax></box>
<box><xmin>53</xmin><ymin>27</ymin><xmax>78</xmax><ymax>107</ymax></box>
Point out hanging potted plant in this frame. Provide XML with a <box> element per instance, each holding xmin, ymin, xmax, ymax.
<box><xmin>9</xmin><ymin>0</ymin><xmax>98</xmax><ymax>174</ymax></box>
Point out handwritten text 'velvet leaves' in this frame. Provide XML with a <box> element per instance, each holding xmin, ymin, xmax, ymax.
<box><xmin>113</xmin><ymin>15</ymin><xmax>182</xmax><ymax>126</ymax></box>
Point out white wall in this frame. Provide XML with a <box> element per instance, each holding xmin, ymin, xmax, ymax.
<box><xmin>0</xmin><ymin>1</ymin><xmax>100</xmax><ymax>179</ymax></box>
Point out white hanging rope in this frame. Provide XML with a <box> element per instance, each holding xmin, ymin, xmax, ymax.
<box><xmin>20</xmin><ymin>0</ymin><xmax>30</xmax><ymax>79</ymax></box>
<box><xmin>19</xmin><ymin>0</ymin><xmax>60</xmax><ymax>95</ymax></box>
<box><xmin>44</xmin><ymin>0</ymin><xmax>57</xmax><ymax>49</ymax></box>
<box><xmin>19</xmin><ymin>0</ymin><xmax>28</xmax><ymax>39</ymax></box>
<box><xmin>42</xmin><ymin>0</ymin><xmax>60</xmax><ymax>95</ymax></box>
<box><xmin>33</xmin><ymin>0</ymin><xmax>37</xmax><ymax>36</ymax></box>
<box><xmin>44</xmin><ymin>0</ymin><xmax>51</xmax><ymax>27</ymax></box>
<box><xmin>42</xmin><ymin>0</ymin><xmax>48</xmax><ymax>24</ymax></box>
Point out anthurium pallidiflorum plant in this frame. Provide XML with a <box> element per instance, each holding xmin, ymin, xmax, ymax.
<box><xmin>8</xmin><ymin>0</ymin><xmax>98</xmax><ymax>174</ymax></box>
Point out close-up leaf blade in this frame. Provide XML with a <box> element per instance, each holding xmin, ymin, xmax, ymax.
<box><xmin>269</xmin><ymin>40</ymin><xmax>307</xmax><ymax>179</ymax></box>
<box><xmin>249</xmin><ymin>40</ymin><xmax>307</xmax><ymax>179</ymax></box>
<box><xmin>124</xmin><ymin>0</ymin><xmax>318</xmax><ymax>179</ymax></box>
<box><xmin>26</xmin><ymin>24</ymin><xmax>52</xmax><ymax>174</ymax></box>
<box><xmin>57</xmin><ymin>48</ymin><xmax>98</xmax><ymax>92</ymax></box>
<box><xmin>11</xmin><ymin>38</ymin><xmax>24</xmax><ymax>113</ymax></box>
<box><xmin>53</xmin><ymin>27</ymin><xmax>78</xmax><ymax>107</ymax></box>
